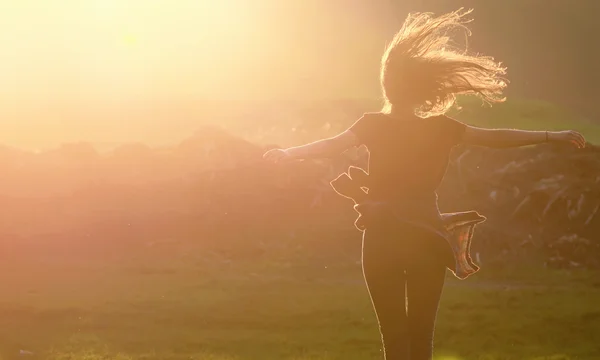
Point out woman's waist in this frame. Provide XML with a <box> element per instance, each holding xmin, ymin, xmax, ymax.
<box><xmin>362</xmin><ymin>192</ymin><xmax>442</xmax><ymax>221</ymax></box>
<box><xmin>367</xmin><ymin>190</ymin><xmax>439</xmax><ymax>206</ymax></box>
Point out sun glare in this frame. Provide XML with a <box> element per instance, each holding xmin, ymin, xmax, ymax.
<box><xmin>0</xmin><ymin>0</ymin><xmax>253</xmax><ymax>98</ymax></box>
<box><xmin>0</xmin><ymin>0</ymin><xmax>258</xmax><ymax>145</ymax></box>
<box><xmin>0</xmin><ymin>0</ymin><xmax>379</xmax><ymax>148</ymax></box>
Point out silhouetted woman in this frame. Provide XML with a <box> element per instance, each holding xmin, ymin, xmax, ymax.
<box><xmin>263</xmin><ymin>8</ymin><xmax>585</xmax><ymax>360</ymax></box>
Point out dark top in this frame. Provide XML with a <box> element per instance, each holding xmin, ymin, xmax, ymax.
<box><xmin>347</xmin><ymin>112</ymin><xmax>467</xmax><ymax>203</ymax></box>
<box><xmin>335</xmin><ymin>112</ymin><xmax>487</xmax><ymax>279</ymax></box>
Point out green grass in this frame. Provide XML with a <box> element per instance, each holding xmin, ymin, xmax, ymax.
<box><xmin>1</xmin><ymin>254</ymin><xmax>599</xmax><ymax>360</ymax></box>
<box><xmin>2</xmin><ymin>96</ymin><xmax>599</xmax><ymax>360</ymax></box>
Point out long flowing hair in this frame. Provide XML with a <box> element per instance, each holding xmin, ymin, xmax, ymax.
<box><xmin>380</xmin><ymin>8</ymin><xmax>508</xmax><ymax>117</ymax></box>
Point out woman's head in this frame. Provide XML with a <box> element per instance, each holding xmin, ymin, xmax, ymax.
<box><xmin>380</xmin><ymin>8</ymin><xmax>507</xmax><ymax>117</ymax></box>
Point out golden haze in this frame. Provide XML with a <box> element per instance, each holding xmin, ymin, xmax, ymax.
<box><xmin>0</xmin><ymin>0</ymin><xmax>387</xmax><ymax>149</ymax></box>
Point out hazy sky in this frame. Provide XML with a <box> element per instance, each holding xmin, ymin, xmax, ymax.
<box><xmin>2</xmin><ymin>0</ymin><xmax>267</xmax><ymax>99</ymax></box>
<box><xmin>0</xmin><ymin>0</ymin><xmax>404</xmax><ymax>148</ymax></box>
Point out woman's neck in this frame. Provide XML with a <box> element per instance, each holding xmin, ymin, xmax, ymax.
<box><xmin>386</xmin><ymin>104</ymin><xmax>417</xmax><ymax>118</ymax></box>
<box><xmin>388</xmin><ymin>109</ymin><xmax>416</xmax><ymax>119</ymax></box>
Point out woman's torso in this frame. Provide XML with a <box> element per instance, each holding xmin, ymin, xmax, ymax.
<box><xmin>351</xmin><ymin>112</ymin><xmax>462</xmax><ymax>203</ymax></box>
<box><xmin>345</xmin><ymin>112</ymin><xmax>466</xmax><ymax>229</ymax></box>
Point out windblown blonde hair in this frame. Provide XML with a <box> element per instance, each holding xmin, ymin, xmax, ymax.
<box><xmin>380</xmin><ymin>8</ymin><xmax>508</xmax><ymax>117</ymax></box>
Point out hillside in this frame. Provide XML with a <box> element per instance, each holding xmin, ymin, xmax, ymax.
<box><xmin>0</xmin><ymin>99</ymin><xmax>598</xmax><ymax>271</ymax></box>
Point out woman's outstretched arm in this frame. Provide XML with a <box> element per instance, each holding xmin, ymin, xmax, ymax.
<box><xmin>462</xmin><ymin>126</ymin><xmax>586</xmax><ymax>148</ymax></box>
<box><xmin>263</xmin><ymin>130</ymin><xmax>360</xmax><ymax>162</ymax></box>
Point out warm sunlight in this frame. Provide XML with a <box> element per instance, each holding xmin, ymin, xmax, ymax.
<box><xmin>0</xmin><ymin>0</ymin><xmax>264</xmax><ymax>147</ymax></box>
<box><xmin>0</xmin><ymin>0</ymin><xmax>253</xmax><ymax>98</ymax></box>
<box><xmin>0</xmin><ymin>0</ymin><xmax>383</xmax><ymax>148</ymax></box>
<box><xmin>0</xmin><ymin>2</ymin><xmax>597</xmax><ymax>359</ymax></box>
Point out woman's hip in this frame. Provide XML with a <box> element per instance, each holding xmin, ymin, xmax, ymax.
<box><xmin>362</xmin><ymin>221</ymin><xmax>453</xmax><ymax>271</ymax></box>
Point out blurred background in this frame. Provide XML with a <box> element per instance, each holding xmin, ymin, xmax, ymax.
<box><xmin>1</xmin><ymin>0</ymin><xmax>598</xmax><ymax>149</ymax></box>
<box><xmin>1</xmin><ymin>1</ymin><xmax>599</xmax><ymax>359</ymax></box>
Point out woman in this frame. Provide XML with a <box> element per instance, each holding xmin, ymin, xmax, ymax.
<box><xmin>263</xmin><ymin>8</ymin><xmax>586</xmax><ymax>360</ymax></box>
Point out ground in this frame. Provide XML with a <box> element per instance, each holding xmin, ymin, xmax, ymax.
<box><xmin>1</xmin><ymin>251</ymin><xmax>599</xmax><ymax>360</ymax></box>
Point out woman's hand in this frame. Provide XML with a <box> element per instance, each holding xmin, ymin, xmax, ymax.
<box><xmin>262</xmin><ymin>129</ymin><xmax>360</xmax><ymax>162</ymax></box>
<box><xmin>263</xmin><ymin>148</ymin><xmax>293</xmax><ymax>163</ymax></box>
<box><xmin>547</xmin><ymin>130</ymin><xmax>586</xmax><ymax>148</ymax></box>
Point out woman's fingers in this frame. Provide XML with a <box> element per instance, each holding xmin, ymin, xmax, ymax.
<box><xmin>263</xmin><ymin>149</ymin><xmax>279</xmax><ymax>159</ymax></box>
<box><xmin>553</xmin><ymin>130</ymin><xmax>586</xmax><ymax>148</ymax></box>
<box><xmin>263</xmin><ymin>151</ymin><xmax>275</xmax><ymax>160</ymax></box>
<box><xmin>570</xmin><ymin>131</ymin><xmax>586</xmax><ymax>148</ymax></box>
<box><xmin>578</xmin><ymin>133</ymin><xmax>586</xmax><ymax>148</ymax></box>
<box><xmin>263</xmin><ymin>148</ymin><xmax>289</xmax><ymax>163</ymax></box>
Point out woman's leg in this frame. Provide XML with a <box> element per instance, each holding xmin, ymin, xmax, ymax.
<box><xmin>362</xmin><ymin>228</ymin><xmax>410</xmax><ymax>360</ymax></box>
<box><xmin>405</xmin><ymin>234</ymin><xmax>449</xmax><ymax>360</ymax></box>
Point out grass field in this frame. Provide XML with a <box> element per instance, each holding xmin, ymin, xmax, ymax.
<box><xmin>1</xmin><ymin>97</ymin><xmax>599</xmax><ymax>360</ymax></box>
<box><xmin>1</xmin><ymin>252</ymin><xmax>599</xmax><ymax>360</ymax></box>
